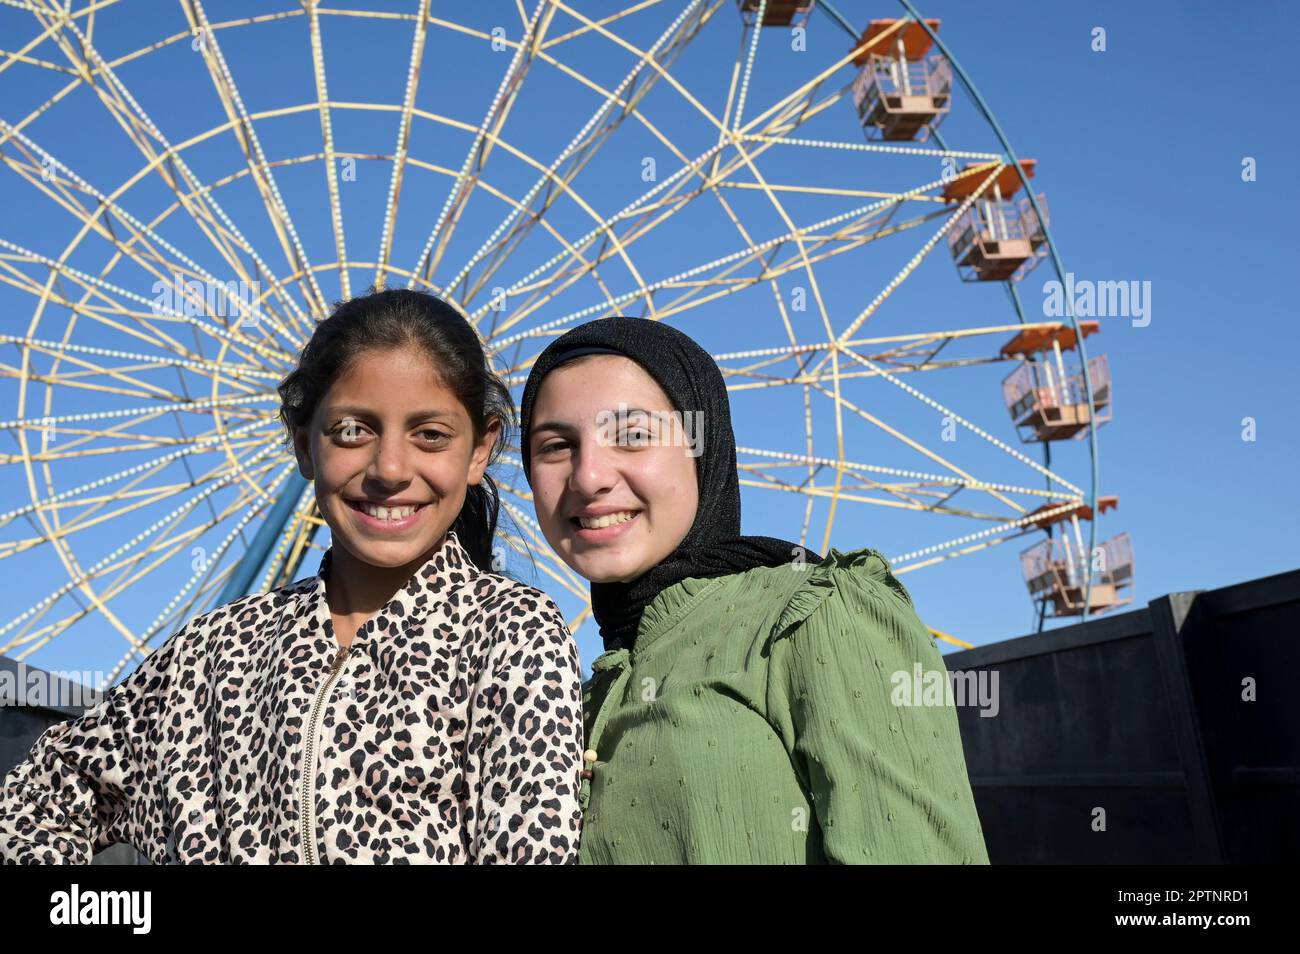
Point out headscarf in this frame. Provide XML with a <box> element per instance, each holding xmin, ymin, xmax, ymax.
<box><xmin>519</xmin><ymin>317</ymin><xmax>820</xmax><ymax>651</ymax></box>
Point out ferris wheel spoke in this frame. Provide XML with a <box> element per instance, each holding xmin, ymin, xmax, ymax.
<box><xmin>740</xmin><ymin>457</ymin><xmax>933</xmax><ymax>518</ymax></box>
<box><xmin>635</xmin><ymin>206</ymin><xmax>947</xmax><ymax>329</ymax></box>
<box><xmin>480</xmin><ymin>99</ymin><xmax>965</xmax><ymax>339</ymax></box>
<box><xmin>183</xmin><ymin>0</ymin><xmax>328</xmax><ymax>318</ymax></box>
<box><xmin>0</xmin><ymin>459</ymin><xmax>268</xmax><ymax>546</ymax></box>
<box><xmin>491</xmin><ymin>179</ymin><xmax>950</xmax><ymax>351</ymax></box>
<box><xmin>737</xmin><ymin>475</ymin><xmax>1016</xmax><ymax>523</ymax></box>
<box><xmin>28</xmin><ymin>5</ymin><xmax>316</xmax><ymax>336</ymax></box>
<box><xmin>0</xmin><ymin>437</ymin><xmax>276</xmax><ymax>559</ymax></box>
<box><xmin>441</xmin><ymin>0</ymin><xmax>717</xmax><ymax>309</ymax></box>
<box><xmin>465</xmin><ymin>138</ymin><xmax>726</xmax><ymax>328</ymax></box>
<box><xmin>0</xmin><ymin>6</ymin><xmax>70</xmax><ymax>74</ymax></box>
<box><xmin>731</xmin><ymin>15</ymin><xmax>904</xmax><ymax>141</ymax></box>
<box><xmin>3</xmin><ymin>353</ymin><xmax>184</xmax><ymax>403</ymax></box>
<box><xmin>462</xmin><ymin>92</ymin><xmax>842</xmax><ymax>333</ymax></box>
<box><xmin>462</xmin><ymin>118</ymin><xmax>782</xmax><ymax>330</ymax></box>
<box><xmin>0</xmin><ymin>393</ymin><xmax>272</xmax><ymax>431</ymax></box>
<box><xmin>305</xmin><ymin>0</ymin><xmax>351</xmax><ymax>299</ymax></box>
<box><xmin>5</xmin><ymin>441</ymin><xmax>209</xmax><ymax>466</ymax></box>
<box><xmin>737</xmin><ymin>447</ymin><xmax>1077</xmax><ymax>504</ymax></box>
<box><xmin>717</xmin><ymin>169</ymin><xmax>998</xmax><ymax>394</ymax></box>
<box><xmin>67</xmin><ymin>458</ymin><xmax>282</xmax><ymax>595</ymax></box>
<box><xmin>0</xmin><ymin>257</ymin><xmax>221</xmax><ymax>365</ymax></box>
<box><xmin>809</xmin><ymin>378</ymin><xmax>1026</xmax><ymax>514</ymax></box>
<box><xmin>372</xmin><ymin>0</ymin><xmax>432</xmax><ymax>289</ymax></box>
<box><xmin>0</xmin><ymin>426</ymin><xmax>268</xmax><ymax>465</ymax></box>
<box><xmin>714</xmin><ymin>321</ymin><xmax>1095</xmax><ymax>373</ymax></box>
<box><xmin>0</xmin><ymin>120</ymin><xmax>302</xmax><ymax>356</ymax></box>
<box><xmin>106</xmin><ymin>471</ymin><xmax>303</xmax><ymax>681</ymax></box>
<box><xmin>0</xmin><ymin>447</ymin><xmax>290</xmax><ymax>651</ymax></box>
<box><xmin>539</xmin><ymin>1</ymin><xmax>666</xmax><ymax>51</ymax></box>
<box><xmin>837</xmin><ymin>163</ymin><xmax>1002</xmax><ymax>342</ymax></box>
<box><xmin>6</xmin><ymin>456</ymin><xmax>287</xmax><ymax>661</ymax></box>
<box><xmin>729</xmin><ymin>356</ymin><xmax>1006</xmax><ymax>391</ymax></box>
<box><xmin>738</xmin><ymin>458</ymin><xmax>1072</xmax><ymax>535</ymax></box>
<box><xmin>488</xmin><ymin>2</ymin><xmax>738</xmax><ymax>300</ymax></box>
<box><xmin>0</xmin><ymin>240</ymin><xmax>292</xmax><ymax>371</ymax></box>
<box><xmin>465</xmin><ymin>37</ymin><xmax>883</xmax><ymax>324</ymax></box>
<box><xmin>0</xmin><ymin>334</ymin><xmax>282</xmax><ymax>386</ymax></box>
<box><xmin>889</xmin><ymin>499</ymin><xmax>1090</xmax><ymax>574</ymax></box>
<box><xmin>721</xmin><ymin>321</ymin><xmax>995</xmax><ymax>388</ymax></box>
<box><xmin>830</xmin><ymin>349</ymin><xmax>1083</xmax><ymax>497</ymax></box>
<box><xmin>409</xmin><ymin>0</ymin><xmax>554</xmax><ymax>290</ymax></box>
<box><xmin>0</xmin><ymin>339</ymin><xmax>270</xmax><ymax>406</ymax></box>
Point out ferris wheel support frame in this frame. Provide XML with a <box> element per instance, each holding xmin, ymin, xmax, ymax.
<box><xmin>216</xmin><ymin>471</ymin><xmax>310</xmax><ymax>604</ymax></box>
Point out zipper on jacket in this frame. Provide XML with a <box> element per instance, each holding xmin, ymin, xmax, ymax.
<box><xmin>301</xmin><ymin>644</ymin><xmax>351</xmax><ymax>865</ymax></box>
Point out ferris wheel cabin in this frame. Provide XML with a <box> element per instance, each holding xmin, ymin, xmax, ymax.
<box><xmin>736</xmin><ymin>0</ymin><xmax>813</xmax><ymax>27</ymax></box>
<box><xmin>1000</xmin><ymin>321</ymin><xmax>1110</xmax><ymax>442</ymax></box>
<box><xmin>944</xmin><ymin>161</ymin><xmax>1048</xmax><ymax>282</ymax></box>
<box><xmin>849</xmin><ymin>18</ymin><xmax>951</xmax><ymax>142</ymax></box>
<box><xmin>1019</xmin><ymin>496</ymin><xmax>1133</xmax><ymax>617</ymax></box>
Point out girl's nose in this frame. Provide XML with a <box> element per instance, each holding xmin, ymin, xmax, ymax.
<box><xmin>568</xmin><ymin>438</ymin><xmax>619</xmax><ymax>498</ymax></box>
<box><xmin>367</xmin><ymin>432</ymin><xmax>413</xmax><ymax>485</ymax></box>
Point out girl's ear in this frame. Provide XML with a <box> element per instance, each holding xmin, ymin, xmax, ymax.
<box><xmin>467</xmin><ymin>416</ymin><xmax>502</xmax><ymax>486</ymax></box>
<box><xmin>292</xmin><ymin>425</ymin><xmax>315</xmax><ymax>480</ymax></box>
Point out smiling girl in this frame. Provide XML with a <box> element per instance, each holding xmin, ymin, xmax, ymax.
<box><xmin>0</xmin><ymin>289</ymin><xmax>584</xmax><ymax>864</ymax></box>
<box><xmin>519</xmin><ymin>316</ymin><xmax>989</xmax><ymax>865</ymax></box>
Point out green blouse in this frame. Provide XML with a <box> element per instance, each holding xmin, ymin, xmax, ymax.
<box><xmin>577</xmin><ymin>546</ymin><xmax>990</xmax><ymax>864</ymax></box>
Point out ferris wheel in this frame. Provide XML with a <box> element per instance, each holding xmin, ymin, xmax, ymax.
<box><xmin>0</xmin><ymin>0</ymin><xmax>1130</xmax><ymax>682</ymax></box>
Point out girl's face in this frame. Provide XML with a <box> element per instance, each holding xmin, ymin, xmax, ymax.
<box><xmin>293</xmin><ymin>347</ymin><xmax>499</xmax><ymax>572</ymax></box>
<box><xmin>529</xmin><ymin>355</ymin><xmax>699</xmax><ymax>583</ymax></box>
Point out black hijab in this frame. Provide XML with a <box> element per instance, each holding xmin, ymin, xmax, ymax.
<box><xmin>519</xmin><ymin>317</ymin><xmax>820</xmax><ymax>651</ymax></box>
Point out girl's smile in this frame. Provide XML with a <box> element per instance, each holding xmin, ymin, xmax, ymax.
<box><xmin>345</xmin><ymin>497</ymin><xmax>433</xmax><ymax>533</ymax></box>
<box><xmin>570</xmin><ymin>507</ymin><xmax>643</xmax><ymax>543</ymax></box>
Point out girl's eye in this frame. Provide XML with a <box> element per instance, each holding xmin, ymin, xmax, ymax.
<box><xmin>419</xmin><ymin>429</ymin><xmax>450</xmax><ymax>444</ymax></box>
<box><xmin>538</xmin><ymin>440</ymin><xmax>570</xmax><ymax>454</ymax></box>
<box><xmin>331</xmin><ymin>421</ymin><xmax>369</xmax><ymax>443</ymax></box>
<box><xmin>623</xmin><ymin>428</ymin><xmax>652</xmax><ymax>446</ymax></box>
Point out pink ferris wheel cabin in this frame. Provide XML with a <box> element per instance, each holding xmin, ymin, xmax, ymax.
<box><xmin>850</xmin><ymin>18</ymin><xmax>951</xmax><ymax>142</ymax></box>
<box><xmin>944</xmin><ymin>160</ymin><xmax>1049</xmax><ymax>282</ymax></box>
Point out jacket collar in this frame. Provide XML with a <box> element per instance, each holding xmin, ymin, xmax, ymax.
<box><xmin>307</xmin><ymin>529</ymin><xmax>479</xmax><ymax>648</ymax></box>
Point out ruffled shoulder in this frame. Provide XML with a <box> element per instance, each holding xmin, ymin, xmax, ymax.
<box><xmin>766</xmin><ymin>546</ymin><xmax>909</xmax><ymax>646</ymax></box>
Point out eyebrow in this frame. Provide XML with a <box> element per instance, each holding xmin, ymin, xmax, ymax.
<box><xmin>324</xmin><ymin>406</ymin><xmax>458</xmax><ymax>423</ymax></box>
<box><xmin>530</xmin><ymin>407</ymin><xmax>661</xmax><ymax>436</ymax></box>
<box><xmin>530</xmin><ymin>420</ymin><xmax>574</xmax><ymax>436</ymax></box>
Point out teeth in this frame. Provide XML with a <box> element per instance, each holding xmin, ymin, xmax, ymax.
<box><xmin>577</xmin><ymin>510</ymin><xmax>637</xmax><ymax>530</ymax></box>
<box><xmin>360</xmin><ymin>503</ymin><xmax>417</xmax><ymax>520</ymax></box>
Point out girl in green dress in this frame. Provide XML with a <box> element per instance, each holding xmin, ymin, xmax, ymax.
<box><xmin>518</xmin><ymin>316</ymin><xmax>989</xmax><ymax>864</ymax></box>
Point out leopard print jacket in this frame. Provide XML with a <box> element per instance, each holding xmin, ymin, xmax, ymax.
<box><xmin>0</xmin><ymin>530</ymin><xmax>584</xmax><ymax>864</ymax></box>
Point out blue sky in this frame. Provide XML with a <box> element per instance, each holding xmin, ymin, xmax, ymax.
<box><xmin>1</xmin><ymin>0</ymin><xmax>1295</xmax><ymax>679</ymax></box>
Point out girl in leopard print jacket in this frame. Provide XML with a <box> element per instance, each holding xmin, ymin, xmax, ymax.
<box><xmin>0</xmin><ymin>290</ymin><xmax>584</xmax><ymax>864</ymax></box>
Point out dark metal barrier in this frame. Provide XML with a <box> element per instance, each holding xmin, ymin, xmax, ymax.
<box><xmin>0</xmin><ymin>659</ymin><xmax>143</xmax><ymax>864</ymax></box>
<box><xmin>945</xmin><ymin>566</ymin><xmax>1300</xmax><ymax>863</ymax></box>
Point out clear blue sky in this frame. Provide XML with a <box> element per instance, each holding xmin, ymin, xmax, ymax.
<box><xmin>1</xmin><ymin>0</ymin><xmax>1296</xmax><ymax>680</ymax></box>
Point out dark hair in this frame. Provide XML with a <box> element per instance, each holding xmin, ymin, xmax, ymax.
<box><xmin>277</xmin><ymin>288</ymin><xmax>514</xmax><ymax>572</ymax></box>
